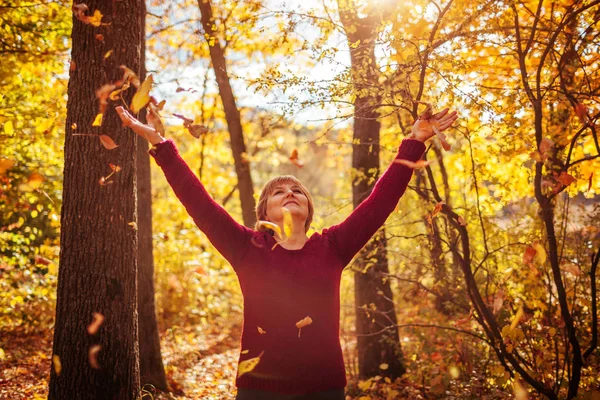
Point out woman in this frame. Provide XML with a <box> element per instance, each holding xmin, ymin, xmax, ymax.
<box><xmin>116</xmin><ymin>106</ymin><xmax>457</xmax><ymax>400</ymax></box>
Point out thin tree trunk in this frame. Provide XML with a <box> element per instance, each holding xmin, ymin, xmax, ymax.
<box><xmin>338</xmin><ymin>3</ymin><xmax>405</xmax><ymax>378</ymax></box>
<box><xmin>49</xmin><ymin>1</ymin><xmax>143</xmax><ymax>398</ymax></box>
<box><xmin>197</xmin><ymin>0</ymin><xmax>256</xmax><ymax>228</ymax></box>
<box><xmin>137</xmin><ymin>3</ymin><xmax>168</xmax><ymax>389</ymax></box>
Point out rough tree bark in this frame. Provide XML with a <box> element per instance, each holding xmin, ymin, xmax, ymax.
<box><xmin>137</xmin><ymin>5</ymin><xmax>167</xmax><ymax>390</ymax></box>
<box><xmin>197</xmin><ymin>0</ymin><xmax>256</xmax><ymax>228</ymax></box>
<box><xmin>49</xmin><ymin>1</ymin><xmax>143</xmax><ymax>398</ymax></box>
<box><xmin>338</xmin><ymin>2</ymin><xmax>405</xmax><ymax>378</ymax></box>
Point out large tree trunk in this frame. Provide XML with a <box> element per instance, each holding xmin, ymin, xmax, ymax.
<box><xmin>49</xmin><ymin>1</ymin><xmax>143</xmax><ymax>398</ymax></box>
<box><xmin>197</xmin><ymin>0</ymin><xmax>256</xmax><ymax>228</ymax></box>
<box><xmin>137</xmin><ymin>5</ymin><xmax>168</xmax><ymax>390</ymax></box>
<box><xmin>338</xmin><ymin>3</ymin><xmax>405</xmax><ymax>379</ymax></box>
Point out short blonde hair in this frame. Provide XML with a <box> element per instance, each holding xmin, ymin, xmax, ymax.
<box><xmin>255</xmin><ymin>175</ymin><xmax>314</xmax><ymax>233</ymax></box>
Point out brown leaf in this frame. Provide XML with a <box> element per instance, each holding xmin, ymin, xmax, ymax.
<box><xmin>70</xmin><ymin>60</ymin><xmax>76</xmax><ymax>72</ymax></box>
<box><xmin>95</xmin><ymin>84</ymin><xmax>117</xmax><ymax>114</ymax></box>
<box><xmin>185</xmin><ymin>123</ymin><xmax>208</xmax><ymax>138</ymax></box>
<box><xmin>72</xmin><ymin>3</ymin><xmax>89</xmax><ymax>23</ymax></box>
<box><xmin>296</xmin><ymin>316</ymin><xmax>313</xmax><ymax>337</ymax></box>
<box><xmin>431</xmin><ymin>201</ymin><xmax>444</xmax><ymax>217</ymax></box>
<box><xmin>99</xmin><ymin>135</ymin><xmax>118</xmax><ymax>150</ymax></box>
<box><xmin>173</xmin><ymin>113</ymin><xmax>194</xmax><ymax>124</ymax></box>
<box><xmin>588</xmin><ymin>172</ymin><xmax>594</xmax><ymax>192</ymax></box>
<box><xmin>87</xmin><ymin>312</ymin><xmax>104</xmax><ymax>335</ymax></box>
<box><xmin>119</xmin><ymin>65</ymin><xmax>140</xmax><ymax>88</ymax></box>
<box><xmin>574</xmin><ymin>103</ymin><xmax>589</xmax><ymax>124</ymax></box>
<box><xmin>147</xmin><ymin>103</ymin><xmax>165</xmax><ymax>136</ymax></box>
<box><xmin>109</xmin><ymin>163</ymin><xmax>121</xmax><ymax>173</ymax></box>
<box><xmin>555</xmin><ymin>171</ymin><xmax>576</xmax><ymax>186</ymax></box>
<box><xmin>95</xmin><ymin>34</ymin><xmax>104</xmax><ymax>41</ymax></box>
<box><xmin>289</xmin><ymin>148</ymin><xmax>305</xmax><ymax>168</ymax></box>
<box><xmin>89</xmin><ymin>345</ymin><xmax>101</xmax><ymax>369</ymax></box>
<box><xmin>539</xmin><ymin>138</ymin><xmax>553</xmax><ymax>155</ymax></box>
<box><xmin>34</xmin><ymin>255</ymin><xmax>52</xmax><ymax>266</ymax></box>
<box><xmin>431</xmin><ymin>122</ymin><xmax>451</xmax><ymax>151</ymax></box>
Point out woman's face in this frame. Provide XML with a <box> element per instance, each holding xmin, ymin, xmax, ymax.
<box><xmin>265</xmin><ymin>181</ymin><xmax>309</xmax><ymax>225</ymax></box>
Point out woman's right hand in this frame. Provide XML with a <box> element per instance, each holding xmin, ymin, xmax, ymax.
<box><xmin>116</xmin><ymin>106</ymin><xmax>165</xmax><ymax>145</ymax></box>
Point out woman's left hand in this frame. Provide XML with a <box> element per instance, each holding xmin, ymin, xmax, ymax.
<box><xmin>410</xmin><ymin>108</ymin><xmax>458</xmax><ymax>143</ymax></box>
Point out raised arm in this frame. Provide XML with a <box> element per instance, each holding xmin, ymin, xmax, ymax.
<box><xmin>116</xmin><ymin>107</ymin><xmax>251</xmax><ymax>265</ymax></box>
<box><xmin>325</xmin><ymin>108</ymin><xmax>457</xmax><ymax>265</ymax></box>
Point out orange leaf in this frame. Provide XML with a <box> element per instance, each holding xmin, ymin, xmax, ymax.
<box><xmin>87</xmin><ymin>312</ymin><xmax>104</xmax><ymax>335</ymax></box>
<box><xmin>431</xmin><ymin>201</ymin><xmax>444</xmax><ymax>217</ymax></box>
<box><xmin>289</xmin><ymin>149</ymin><xmax>305</xmax><ymax>168</ymax></box>
<box><xmin>539</xmin><ymin>138</ymin><xmax>553</xmax><ymax>155</ymax></box>
<box><xmin>574</xmin><ymin>103</ymin><xmax>589</xmax><ymax>124</ymax></box>
<box><xmin>109</xmin><ymin>163</ymin><xmax>121</xmax><ymax>173</ymax></box>
<box><xmin>523</xmin><ymin>246</ymin><xmax>536</xmax><ymax>265</ymax></box>
<box><xmin>257</xmin><ymin>326</ymin><xmax>266</xmax><ymax>335</ymax></box>
<box><xmin>95</xmin><ymin>34</ymin><xmax>104</xmax><ymax>41</ymax></box>
<box><xmin>89</xmin><ymin>345</ymin><xmax>101</xmax><ymax>369</ymax></box>
<box><xmin>529</xmin><ymin>151</ymin><xmax>544</xmax><ymax>162</ymax></box>
<box><xmin>185</xmin><ymin>123</ymin><xmax>208</xmax><ymax>138</ymax></box>
<box><xmin>555</xmin><ymin>171</ymin><xmax>576</xmax><ymax>186</ymax></box>
<box><xmin>99</xmin><ymin>135</ymin><xmax>118</xmax><ymax>150</ymax></box>
<box><xmin>27</xmin><ymin>173</ymin><xmax>44</xmax><ymax>189</ymax></box>
<box><xmin>0</xmin><ymin>159</ymin><xmax>16</xmax><ymax>174</ymax></box>
<box><xmin>52</xmin><ymin>355</ymin><xmax>62</xmax><ymax>376</ymax></box>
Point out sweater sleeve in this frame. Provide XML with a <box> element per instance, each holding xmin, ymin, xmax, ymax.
<box><xmin>324</xmin><ymin>138</ymin><xmax>426</xmax><ymax>266</ymax></box>
<box><xmin>149</xmin><ymin>139</ymin><xmax>251</xmax><ymax>265</ymax></box>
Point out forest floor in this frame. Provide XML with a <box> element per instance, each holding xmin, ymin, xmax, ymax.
<box><xmin>0</xmin><ymin>317</ymin><xmax>507</xmax><ymax>400</ymax></box>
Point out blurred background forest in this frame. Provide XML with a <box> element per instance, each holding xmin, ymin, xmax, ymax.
<box><xmin>1</xmin><ymin>0</ymin><xmax>599</xmax><ymax>399</ymax></box>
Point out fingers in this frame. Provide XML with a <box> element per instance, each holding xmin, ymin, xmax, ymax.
<box><xmin>432</xmin><ymin>108</ymin><xmax>449</xmax><ymax>120</ymax></box>
<box><xmin>115</xmin><ymin>106</ymin><xmax>136</xmax><ymax>127</ymax></box>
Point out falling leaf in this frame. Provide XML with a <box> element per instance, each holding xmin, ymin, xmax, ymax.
<box><xmin>379</xmin><ymin>363</ymin><xmax>389</xmax><ymax>370</ymax></box>
<box><xmin>147</xmin><ymin>103</ymin><xmax>165</xmax><ymax>136</ymax></box>
<box><xmin>108</xmin><ymin>82</ymin><xmax>130</xmax><ymax>101</ymax></box>
<box><xmin>281</xmin><ymin>207</ymin><xmax>293</xmax><ymax>239</ymax></box>
<box><xmin>561</xmin><ymin>262</ymin><xmax>581</xmax><ymax>276</ymax></box>
<box><xmin>241</xmin><ymin>350</ymin><xmax>249</xmax><ymax>355</ymax></box>
<box><xmin>588</xmin><ymin>173</ymin><xmax>594</xmax><ymax>192</ymax></box>
<box><xmin>532</xmin><ymin>241</ymin><xmax>546</xmax><ymax>265</ymax></box>
<box><xmin>99</xmin><ymin>135</ymin><xmax>118</xmax><ymax>150</ymax></box>
<box><xmin>119</xmin><ymin>65</ymin><xmax>140</xmax><ymax>88</ymax></box>
<box><xmin>176</xmin><ymin>87</ymin><xmax>186</xmax><ymax>93</ymax></box>
<box><xmin>514</xmin><ymin>379</ymin><xmax>529</xmax><ymax>400</ymax></box>
<box><xmin>95</xmin><ymin>34</ymin><xmax>104</xmax><ymax>41</ymax></box>
<box><xmin>574</xmin><ymin>103</ymin><xmax>589</xmax><ymax>124</ymax></box>
<box><xmin>0</xmin><ymin>159</ymin><xmax>15</xmax><ymax>174</ymax></box>
<box><xmin>104</xmin><ymin>50</ymin><xmax>113</xmax><ymax>59</ymax></box>
<box><xmin>457</xmin><ymin>216</ymin><xmax>467</xmax><ymax>226</ymax></box>
<box><xmin>173</xmin><ymin>113</ymin><xmax>194</xmax><ymax>124</ymax></box>
<box><xmin>87</xmin><ymin>312</ymin><xmax>104</xmax><ymax>335</ymax></box>
<box><xmin>523</xmin><ymin>246</ymin><xmax>536</xmax><ymax>266</ymax></box>
<box><xmin>34</xmin><ymin>255</ymin><xmax>52</xmax><ymax>265</ymax></box>
<box><xmin>155</xmin><ymin>99</ymin><xmax>166</xmax><ymax>111</ymax></box>
<box><xmin>509</xmin><ymin>304</ymin><xmax>524</xmax><ymax>331</ymax></box>
<box><xmin>70</xmin><ymin>60</ymin><xmax>76</xmax><ymax>71</ymax></box>
<box><xmin>256</xmin><ymin>221</ymin><xmax>283</xmax><ymax>239</ymax></box>
<box><xmin>289</xmin><ymin>149</ymin><xmax>305</xmax><ymax>167</ymax></box>
<box><xmin>99</xmin><ymin>177</ymin><xmax>113</xmax><ymax>186</ymax></box>
<box><xmin>555</xmin><ymin>171</ymin><xmax>576</xmax><ymax>186</ymax></box>
<box><xmin>89</xmin><ymin>345</ymin><xmax>101</xmax><ymax>369</ymax></box>
<box><xmin>24</xmin><ymin>173</ymin><xmax>44</xmax><ymax>190</ymax></box>
<box><xmin>529</xmin><ymin>151</ymin><xmax>544</xmax><ymax>162</ymax></box>
<box><xmin>92</xmin><ymin>113</ymin><xmax>103</xmax><ymax>127</ymax></box>
<box><xmin>71</xmin><ymin>123</ymin><xmax>78</xmax><ymax>130</ymax></box>
<box><xmin>128</xmin><ymin>221</ymin><xmax>137</xmax><ymax>230</ymax></box>
<box><xmin>72</xmin><ymin>3</ymin><xmax>89</xmax><ymax>23</ymax></box>
<box><xmin>4</xmin><ymin>121</ymin><xmax>14</xmax><ymax>135</ymax></box>
<box><xmin>431</xmin><ymin>201</ymin><xmax>444</xmax><ymax>217</ymax></box>
<box><xmin>131</xmin><ymin>74</ymin><xmax>153</xmax><ymax>113</ymax></box>
<box><xmin>237</xmin><ymin>351</ymin><xmax>264</xmax><ymax>378</ymax></box>
<box><xmin>432</xmin><ymin>122</ymin><xmax>451</xmax><ymax>151</ymax></box>
<box><xmin>194</xmin><ymin>266</ymin><xmax>207</xmax><ymax>275</ymax></box>
<box><xmin>186</xmin><ymin>123</ymin><xmax>209</xmax><ymax>138</ymax></box>
<box><xmin>296</xmin><ymin>316</ymin><xmax>313</xmax><ymax>337</ymax></box>
<box><xmin>449</xmin><ymin>366</ymin><xmax>460</xmax><ymax>379</ymax></box>
<box><xmin>109</xmin><ymin>163</ymin><xmax>121</xmax><ymax>173</ymax></box>
<box><xmin>87</xmin><ymin>10</ymin><xmax>103</xmax><ymax>26</ymax></box>
<box><xmin>393</xmin><ymin>159</ymin><xmax>430</xmax><ymax>169</ymax></box>
<box><xmin>257</xmin><ymin>326</ymin><xmax>266</xmax><ymax>335</ymax></box>
<box><xmin>0</xmin><ymin>348</ymin><xmax>5</xmax><ymax>360</ymax></box>
<box><xmin>492</xmin><ymin>289</ymin><xmax>504</xmax><ymax>314</ymax></box>
<box><xmin>539</xmin><ymin>138</ymin><xmax>553</xmax><ymax>155</ymax></box>
<box><xmin>52</xmin><ymin>355</ymin><xmax>61</xmax><ymax>375</ymax></box>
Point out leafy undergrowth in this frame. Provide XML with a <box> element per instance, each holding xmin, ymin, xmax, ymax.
<box><xmin>1</xmin><ymin>319</ymin><xmax>511</xmax><ymax>400</ymax></box>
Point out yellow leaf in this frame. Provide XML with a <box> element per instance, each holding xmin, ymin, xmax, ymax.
<box><xmin>0</xmin><ymin>348</ymin><xmax>5</xmax><ymax>360</ymax></box>
<box><xmin>92</xmin><ymin>113</ymin><xmax>103</xmax><ymax>127</ymax></box>
<box><xmin>358</xmin><ymin>378</ymin><xmax>373</xmax><ymax>391</ymax></box>
<box><xmin>48</xmin><ymin>262</ymin><xmax>58</xmax><ymax>275</ymax></box>
<box><xmin>256</xmin><ymin>221</ymin><xmax>283</xmax><ymax>239</ymax></box>
<box><xmin>237</xmin><ymin>351</ymin><xmax>263</xmax><ymax>378</ymax></box>
<box><xmin>52</xmin><ymin>355</ymin><xmax>61</xmax><ymax>376</ymax></box>
<box><xmin>241</xmin><ymin>349</ymin><xmax>249</xmax><ymax>354</ymax></box>
<box><xmin>282</xmin><ymin>207</ymin><xmax>293</xmax><ymax>239</ymax></box>
<box><xmin>104</xmin><ymin>50</ymin><xmax>113</xmax><ymax>59</ymax></box>
<box><xmin>131</xmin><ymin>74</ymin><xmax>153</xmax><ymax>113</ymax></box>
<box><xmin>4</xmin><ymin>121</ymin><xmax>14</xmax><ymax>135</ymax></box>
<box><xmin>509</xmin><ymin>304</ymin><xmax>524</xmax><ymax>331</ymax></box>
<box><xmin>87</xmin><ymin>9</ymin><xmax>103</xmax><ymax>27</ymax></box>
<box><xmin>449</xmin><ymin>365</ymin><xmax>460</xmax><ymax>379</ymax></box>
<box><xmin>128</xmin><ymin>221</ymin><xmax>138</xmax><ymax>230</ymax></box>
<box><xmin>532</xmin><ymin>241</ymin><xmax>546</xmax><ymax>265</ymax></box>
<box><xmin>379</xmin><ymin>363</ymin><xmax>389</xmax><ymax>370</ymax></box>
<box><xmin>28</xmin><ymin>173</ymin><xmax>44</xmax><ymax>189</ymax></box>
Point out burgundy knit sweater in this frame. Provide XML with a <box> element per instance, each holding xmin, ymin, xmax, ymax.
<box><xmin>150</xmin><ymin>138</ymin><xmax>426</xmax><ymax>394</ymax></box>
